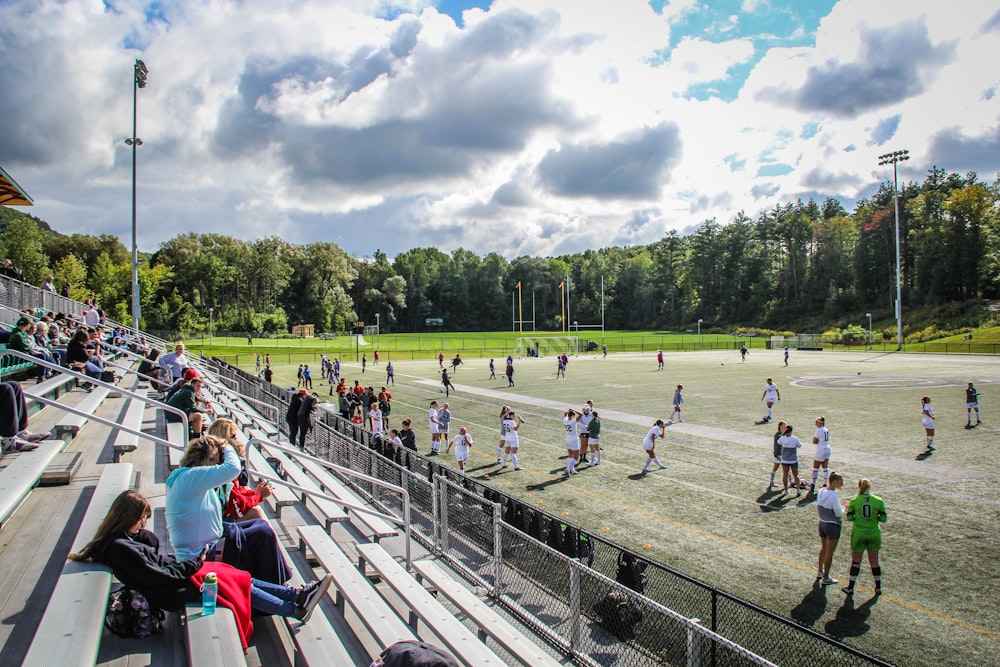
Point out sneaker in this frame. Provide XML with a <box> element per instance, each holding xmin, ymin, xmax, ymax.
<box><xmin>513</xmin><ymin>467</ymin><xmax>521</xmax><ymax>471</ymax></box>
<box><xmin>502</xmin><ymin>463</ymin><xmax>508</xmax><ymax>469</ymax></box>
<box><xmin>295</xmin><ymin>574</ymin><xmax>332</xmax><ymax>623</ymax></box>
<box><xmin>658</xmin><ymin>464</ymin><xmax>666</xmax><ymax>470</ymax></box>
<box><xmin>18</xmin><ymin>431</ymin><xmax>47</xmax><ymax>443</ymax></box>
<box><xmin>842</xmin><ymin>586</ymin><xmax>854</xmax><ymax>595</ymax></box>
<box><xmin>809</xmin><ymin>484</ymin><xmax>815</xmax><ymax>494</ymax></box>
<box><xmin>976</xmin><ymin>420</ymin><xmax>981</xmax><ymax>425</ymax></box>
<box><xmin>874</xmin><ymin>586</ymin><xmax>882</xmax><ymax>596</ymax></box>
<box><xmin>641</xmin><ymin>468</ymin><xmax>648</xmax><ymax>474</ymax></box>
<box><xmin>2</xmin><ymin>437</ymin><xmax>38</xmax><ymax>452</ymax></box>
<box><xmin>816</xmin><ymin>572</ymin><xmax>824</xmax><ymax>580</ymax></box>
<box><xmin>497</xmin><ymin>457</ymin><xmax>502</xmax><ymax>464</ymax></box>
<box><xmin>821</xmin><ymin>577</ymin><xmax>839</xmax><ymax>586</ymax></box>
<box><xmin>767</xmin><ymin>484</ymin><xmax>774</xmax><ymax>491</ymax></box>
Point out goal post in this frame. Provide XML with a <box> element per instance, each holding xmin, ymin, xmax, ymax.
<box><xmin>516</xmin><ymin>336</ymin><xmax>579</xmax><ymax>358</ymax></box>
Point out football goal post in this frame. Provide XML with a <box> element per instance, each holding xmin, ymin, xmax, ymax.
<box><xmin>515</xmin><ymin>335</ymin><xmax>579</xmax><ymax>358</ymax></box>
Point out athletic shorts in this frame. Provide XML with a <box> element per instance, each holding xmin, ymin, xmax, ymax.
<box><xmin>966</xmin><ymin>402</ymin><xmax>979</xmax><ymax>409</ymax></box>
<box><xmin>643</xmin><ymin>443</ymin><xmax>655</xmax><ymax>451</ymax></box>
<box><xmin>850</xmin><ymin>529</ymin><xmax>882</xmax><ymax>553</ymax></box>
<box><xmin>780</xmin><ymin>458</ymin><xmax>798</xmax><ymax>466</ymax></box>
<box><xmin>922</xmin><ymin>417</ymin><xmax>934</xmax><ymax>429</ymax></box>
<box><xmin>589</xmin><ymin>437</ymin><xmax>600</xmax><ymax>446</ymax></box>
<box><xmin>566</xmin><ymin>441</ymin><xmax>580</xmax><ymax>451</ymax></box>
<box><xmin>454</xmin><ymin>446</ymin><xmax>468</xmax><ymax>462</ymax></box>
<box><xmin>813</xmin><ymin>447</ymin><xmax>831</xmax><ymax>462</ymax></box>
<box><xmin>439</xmin><ymin>428</ymin><xmax>449</xmax><ymax>436</ymax></box>
<box><xmin>818</xmin><ymin>522</ymin><xmax>842</xmax><ymax>541</ymax></box>
<box><xmin>430</xmin><ymin>423</ymin><xmax>439</xmax><ymax>434</ymax></box>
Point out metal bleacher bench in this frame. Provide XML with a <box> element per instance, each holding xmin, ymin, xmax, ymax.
<box><xmin>246</xmin><ymin>445</ymin><xmax>299</xmax><ymax>518</ymax></box>
<box><xmin>53</xmin><ymin>385</ymin><xmax>112</xmax><ymax>439</ymax></box>
<box><xmin>112</xmin><ymin>397</ymin><xmax>147</xmax><ymax>462</ymax></box>
<box><xmin>256</xmin><ymin>439</ymin><xmax>349</xmax><ymax>530</ymax></box>
<box><xmin>22</xmin><ymin>463</ymin><xmax>133</xmax><ymax>667</ymax></box>
<box><xmin>183</xmin><ymin>604</ymin><xmax>247</xmax><ymax>667</ymax></box>
<box><xmin>411</xmin><ymin>559</ymin><xmax>564</xmax><ymax>667</ymax></box>
<box><xmin>0</xmin><ymin>438</ymin><xmax>68</xmax><ymax>530</ymax></box>
<box><xmin>165</xmin><ymin>420</ymin><xmax>186</xmax><ymax>470</ymax></box>
<box><xmin>297</xmin><ymin>525</ymin><xmax>416</xmax><ymax>650</ymax></box>
<box><xmin>354</xmin><ymin>542</ymin><xmax>506</xmax><ymax>666</ymax></box>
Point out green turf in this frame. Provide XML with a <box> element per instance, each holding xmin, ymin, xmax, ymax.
<box><xmin>255</xmin><ymin>347</ymin><xmax>999</xmax><ymax>666</ymax></box>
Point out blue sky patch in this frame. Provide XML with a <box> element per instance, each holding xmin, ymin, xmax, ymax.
<box><xmin>757</xmin><ymin>163</ymin><xmax>793</xmax><ymax>177</ymax></box>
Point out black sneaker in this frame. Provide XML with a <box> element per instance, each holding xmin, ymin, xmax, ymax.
<box><xmin>295</xmin><ymin>574</ymin><xmax>332</xmax><ymax>623</ymax></box>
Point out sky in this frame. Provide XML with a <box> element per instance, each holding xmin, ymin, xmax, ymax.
<box><xmin>1</xmin><ymin>0</ymin><xmax>999</xmax><ymax>260</ymax></box>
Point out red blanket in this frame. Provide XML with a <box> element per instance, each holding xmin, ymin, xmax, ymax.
<box><xmin>190</xmin><ymin>562</ymin><xmax>254</xmax><ymax>651</ymax></box>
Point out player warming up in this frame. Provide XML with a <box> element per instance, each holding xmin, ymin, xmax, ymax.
<box><xmin>641</xmin><ymin>420</ymin><xmax>667</xmax><ymax>474</ymax></box>
<box><xmin>501</xmin><ymin>410</ymin><xmax>523</xmax><ymax>470</ymax></box>
<box><xmin>760</xmin><ymin>378</ymin><xmax>780</xmax><ymax>423</ymax></box>
<box><xmin>921</xmin><ymin>396</ymin><xmax>935</xmax><ymax>451</ymax></box>
<box><xmin>965</xmin><ymin>382</ymin><xmax>981</xmax><ymax>427</ymax></box>
<box><xmin>768</xmin><ymin>420</ymin><xmax>787</xmax><ymax>490</ymax></box>
<box><xmin>842</xmin><ymin>478</ymin><xmax>887</xmax><ymax>596</ymax></box>
<box><xmin>810</xmin><ymin>416</ymin><xmax>831</xmax><ymax>494</ymax></box>
<box><xmin>445</xmin><ymin>427</ymin><xmax>473</xmax><ymax>475</ymax></box>
<box><xmin>671</xmin><ymin>385</ymin><xmax>683</xmax><ymax>422</ymax></box>
<box><xmin>778</xmin><ymin>423</ymin><xmax>803</xmax><ymax>496</ymax></box>
<box><xmin>816</xmin><ymin>471</ymin><xmax>845</xmax><ymax>586</ymax></box>
<box><xmin>563</xmin><ymin>409</ymin><xmax>581</xmax><ymax>475</ymax></box>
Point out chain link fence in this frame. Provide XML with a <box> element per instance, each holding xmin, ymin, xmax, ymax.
<box><xmin>213</xmin><ymin>359</ymin><xmax>894</xmax><ymax>667</ymax></box>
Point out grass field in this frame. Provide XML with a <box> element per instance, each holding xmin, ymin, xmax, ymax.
<box><xmin>251</xmin><ymin>344</ymin><xmax>998</xmax><ymax>666</ymax></box>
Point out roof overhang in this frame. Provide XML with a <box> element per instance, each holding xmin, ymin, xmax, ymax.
<box><xmin>0</xmin><ymin>164</ymin><xmax>33</xmax><ymax>206</ymax></box>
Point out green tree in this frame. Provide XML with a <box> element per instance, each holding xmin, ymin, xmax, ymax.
<box><xmin>1</xmin><ymin>216</ymin><xmax>49</xmax><ymax>284</ymax></box>
<box><xmin>52</xmin><ymin>253</ymin><xmax>88</xmax><ymax>297</ymax></box>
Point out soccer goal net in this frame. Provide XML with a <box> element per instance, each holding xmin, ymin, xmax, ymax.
<box><xmin>515</xmin><ymin>336</ymin><xmax>579</xmax><ymax>358</ymax></box>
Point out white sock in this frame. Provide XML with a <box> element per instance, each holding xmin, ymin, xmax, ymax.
<box><xmin>767</xmin><ymin>407</ymin><xmax>773</xmax><ymax>419</ymax></box>
<box><xmin>645</xmin><ymin>457</ymin><xmax>653</xmax><ymax>469</ymax></box>
<box><xmin>811</xmin><ymin>469</ymin><xmax>819</xmax><ymax>486</ymax></box>
<box><xmin>567</xmin><ymin>458</ymin><xmax>575</xmax><ymax>472</ymax></box>
<box><xmin>511</xmin><ymin>453</ymin><xmax>518</xmax><ymax>467</ymax></box>
<box><xmin>595</xmin><ymin>450</ymin><xmax>601</xmax><ymax>464</ymax></box>
<box><xmin>497</xmin><ymin>447</ymin><xmax>503</xmax><ymax>458</ymax></box>
<box><xmin>927</xmin><ymin>436</ymin><xmax>933</xmax><ymax>447</ymax></box>
<box><xmin>822</xmin><ymin>468</ymin><xmax>829</xmax><ymax>486</ymax></box>
<box><xmin>770</xmin><ymin>470</ymin><xmax>776</xmax><ymax>485</ymax></box>
<box><xmin>653</xmin><ymin>456</ymin><xmax>662</xmax><ymax>467</ymax></box>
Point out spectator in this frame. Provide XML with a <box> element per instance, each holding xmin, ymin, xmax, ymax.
<box><xmin>71</xmin><ymin>490</ymin><xmax>331</xmax><ymax>652</ymax></box>
<box><xmin>32</xmin><ymin>321</ymin><xmax>65</xmax><ymax>366</ymax></box>
<box><xmin>286</xmin><ymin>389</ymin><xmax>305</xmax><ymax>445</ymax></box>
<box><xmin>165</xmin><ymin>374</ymin><xmax>212</xmax><ymax>436</ymax></box>
<box><xmin>297</xmin><ymin>391</ymin><xmax>318</xmax><ymax>448</ymax></box>
<box><xmin>8</xmin><ymin>316</ymin><xmax>56</xmax><ymax>379</ymax></box>
<box><xmin>66</xmin><ymin>327</ymin><xmax>104</xmax><ymax>382</ymax></box>
<box><xmin>41</xmin><ymin>275</ymin><xmax>56</xmax><ymax>292</ymax></box>
<box><xmin>158</xmin><ymin>343</ymin><xmax>189</xmax><ymax>383</ymax></box>
<box><xmin>208</xmin><ymin>418</ymin><xmax>272</xmax><ymax>522</ymax></box>
<box><xmin>165</xmin><ymin>436</ymin><xmax>292</xmax><ymax>584</ymax></box>
<box><xmin>1</xmin><ymin>380</ymin><xmax>48</xmax><ymax>452</ymax></box>
<box><xmin>60</xmin><ymin>283</ymin><xmax>70</xmax><ymax>298</ymax></box>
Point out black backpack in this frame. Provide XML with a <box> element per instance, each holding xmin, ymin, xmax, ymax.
<box><xmin>105</xmin><ymin>586</ymin><xmax>165</xmax><ymax>638</ymax></box>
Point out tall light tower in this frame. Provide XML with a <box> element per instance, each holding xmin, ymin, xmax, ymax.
<box><xmin>877</xmin><ymin>149</ymin><xmax>909</xmax><ymax>351</ymax></box>
<box><xmin>126</xmin><ymin>59</ymin><xmax>148</xmax><ymax>334</ymax></box>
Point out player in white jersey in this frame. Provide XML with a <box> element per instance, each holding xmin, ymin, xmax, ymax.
<box><xmin>760</xmin><ymin>378</ymin><xmax>780</xmax><ymax>422</ymax></box>
<box><xmin>778</xmin><ymin>423</ymin><xmax>803</xmax><ymax>496</ymax></box>
<box><xmin>921</xmin><ymin>396</ymin><xmax>935</xmax><ymax>451</ymax></box>
<box><xmin>369</xmin><ymin>404</ymin><xmax>384</xmax><ymax>435</ymax></box>
<box><xmin>641</xmin><ymin>420</ymin><xmax>667</xmax><ymax>473</ymax></box>
<box><xmin>578</xmin><ymin>402</ymin><xmax>594</xmax><ymax>464</ymax></box>
<box><xmin>497</xmin><ymin>405</ymin><xmax>510</xmax><ymax>463</ymax></box>
<box><xmin>446</xmin><ymin>427</ymin><xmax>474</xmax><ymax>475</ymax></box>
<box><xmin>810</xmin><ymin>416</ymin><xmax>831</xmax><ymax>493</ymax></box>
<box><xmin>563</xmin><ymin>409</ymin><xmax>581</xmax><ymax>475</ymax></box>
<box><xmin>428</xmin><ymin>401</ymin><xmax>442</xmax><ymax>455</ymax></box>
<box><xmin>501</xmin><ymin>411</ymin><xmax>523</xmax><ymax>470</ymax></box>
<box><xmin>815</xmin><ymin>471</ymin><xmax>845</xmax><ymax>586</ymax></box>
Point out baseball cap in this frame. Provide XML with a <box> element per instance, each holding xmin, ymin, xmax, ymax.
<box><xmin>182</xmin><ymin>368</ymin><xmax>201</xmax><ymax>381</ymax></box>
<box><xmin>371</xmin><ymin>641</ymin><xmax>458</xmax><ymax>667</ymax></box>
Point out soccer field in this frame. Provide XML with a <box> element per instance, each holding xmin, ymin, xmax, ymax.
<box><xmin>265</xmin><ymin>348</ymin><xmax>1000</xmax><ymax>666</ymax></box>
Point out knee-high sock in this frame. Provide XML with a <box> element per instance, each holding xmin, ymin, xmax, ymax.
<box><xmin>511</xmin><ymin>453</ymin><xmax>518</xmax><ymax>467</ymax></box>
<box><xmin>822</xmin><ymin>468</ymin><xmax>829</xmax><ymax>486</ymax></box>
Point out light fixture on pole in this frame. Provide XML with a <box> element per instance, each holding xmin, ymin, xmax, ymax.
<box><xmin>866</xmin><ymin>312</ymin><xmax>872</xmax><ymax>350</ymax></box>
<box><xmin>375</xmin><ymin>313</ymin><xmax>380</xmax><ymax>349</ymax></box>
<box><xmin>127</xmin><ymin>59</ymin><xmax>148</xmax><ymax>335</ymax></box>
<box><xmin>877</xmin><ymin>149</ymin><xmax>909</xmax><ymax>351</ymax></box>
<box><xmin>209</xmin><ymin>307</ymin><xmax>214</xmax><ymax>344</ymax></box>
<box><xmin>697</xmin><ymin>319</ymin><xmax>703</xmax><ymax>347</ymax></box>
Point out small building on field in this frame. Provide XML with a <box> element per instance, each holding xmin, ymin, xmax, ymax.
<box><xmin>292</xmin><ymin>324</ymin><xmax>315</xmax><ymax>338</ymax></box>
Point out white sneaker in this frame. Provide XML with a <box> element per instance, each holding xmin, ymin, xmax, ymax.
<box><xmin>821</xmin><ymin>577</ymin><xmax>839</xmax><ymax>586</ymax></box>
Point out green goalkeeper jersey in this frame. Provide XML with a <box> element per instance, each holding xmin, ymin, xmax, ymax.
<box><xmin>846</xmin><ymin>493</ymin><xmax>887</xmax><ymax>532</ymax></box>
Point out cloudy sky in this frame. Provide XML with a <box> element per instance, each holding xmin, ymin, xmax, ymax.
<box><xmin>2</xmin><ymin>0</ymin><xmax>999</xmax><ymax>259</ymax></box>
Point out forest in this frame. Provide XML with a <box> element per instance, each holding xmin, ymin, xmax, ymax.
<box><xmin>1</xmin><ymin>167</ymin><xmax>997</xmax><ymax>339</ymax></box>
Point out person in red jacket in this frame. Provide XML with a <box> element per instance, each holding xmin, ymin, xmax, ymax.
<box><xmin>70</xmin><ymin>490</ymin><xmax>331</xmax><ymax>649</ymax></box>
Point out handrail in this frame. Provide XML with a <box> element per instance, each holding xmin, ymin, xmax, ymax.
<box><xmin>0</xmin><ymin>349</ymin><xmax>187</xmax><ymax>450</ymax></box>
<box><xmin>216</xmin><ymin>394</ymin><xmax>280</xmax><ymax>430</ymax></box>
<box><xmin>247</xmin><ymin>437</ymin><xmax>412</xmax><ymax>568</ymax></box>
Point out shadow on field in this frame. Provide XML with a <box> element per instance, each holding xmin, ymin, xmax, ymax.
<box><xmin>791</xmin><ymin>580</ymin><xmax>827</xmax><ymax>627</ymax></box>
<box><xmin>825</xmin><ymin>594</ymin><xmax>879</xmax><ymax>639</ymax></box>
<box><xmin>915</xmin><ymin>449</ymin><xmax>933</xmax><ymax>461</ymax></box>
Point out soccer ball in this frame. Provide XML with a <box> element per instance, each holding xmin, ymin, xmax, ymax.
<box><xmin>721</xmin><ymin>363</ymin><xmax>724</xmax><ymax>366</ymax></box>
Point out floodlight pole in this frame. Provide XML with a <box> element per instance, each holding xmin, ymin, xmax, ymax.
<box><xmin>127</xmin><ymin>59</ymin><xmax>148</xmax><ymax>335</ymax></box>
<box><xmin>866</xmin><ymin>312</ymin><xmax>872</xmax><ymax>350</ymax></box>
<box><xmin>878</xmin><ymin>149</ymin><xmax>909</xmax><ymax>351</ymax></box>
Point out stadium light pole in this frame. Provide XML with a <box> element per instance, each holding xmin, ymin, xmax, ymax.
<box><xmin>375</xmin><ymin>313</ymin><xmax>380</xmax><ymax>349</ymax></box>
<box><xmin>697</xmin><ymin>318</ymin><xmax>703</xmax><ymax>348</ymax></box>
<box><xmin>866</xmin><ymin>312</ymin><xmax>872</xmax><ymax>350</ymax></box>
<box><xmin>209</xmin><ymin>307</ymin><xmax>214</xmax><ymax>344</ymax></box>
<box><xmin>126</xmin><ymin>59</ymin><xmax>148</xmax><ymax>335</ymax></box>
<box><xmin>877</xmin><ymin>149</ymin><xmax>909</xmax><ymax>351</ymax></box>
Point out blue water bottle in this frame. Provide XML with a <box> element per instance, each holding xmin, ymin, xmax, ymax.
<box><xmin>201</xmin><ymin>572</ymin><xmax>218</xmax><ymax>616</ymax></box>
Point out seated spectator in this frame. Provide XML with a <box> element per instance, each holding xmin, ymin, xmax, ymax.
<box><xmin>0</xmin><ymin>380</ymin><xmax>48</xmax><ymax>452</ymax></box>
<box><xmin>208</xmin><ymin>418</ymin><xmax>272</xmax><ymax>522</ymax></box>
<box><xmin>66</xmin><ymin>328</ymin><xmax>103</xmax><ymax>381</ymax></box>
<box><xmin>165</xmin><ymin>436</ymin><xmax>292</xmax><ymax>584</ymax></box>
<box><xmin>165</xmin><ymin>373</ymin><xmax>212</xmax><ymax>436</ymax></box>
<box><xmin>158</xmin><ymin>342</ymin><xmax>189</xmax><ymax>383</ymax></box>
<box><xmin>70</xmin><ymin>490</ymin><xmax>332</xmax><ymax>651</ymax></box>
<box><xmin>32</xmin><ymin>321</ymin><xmax>66</xmax><ymax>366</ymax></box>
<box><xmin>7</xmin><ymin>316</ymin><xmax>57</xmax><ymax>379</ymax></box>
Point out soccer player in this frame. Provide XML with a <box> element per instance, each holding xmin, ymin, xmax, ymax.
<box><xmin>489</xmin><ymin>359</ymin><xmax>496</xmax><ymax>379</ymax></box>
<box><xmin>810</xmin><ymin>416</ymin><xmax>831</xmax><ymax>494</ymax></box>
<box><xmin>438</xmin><ymin>403</ymin><xmax>451</xmax><ymax>443</ymax></box>
<box><xmin>965</xmin><ymin>382</ymin><xmax>981</xmax><ymax>427</ymax></box>
<box><xmin>671</xmin><ymin>385</ymin><xmax>683</xmax><ymax>422</ymax></box>
<box><xmin>740</xmin><ymin>346</ymin><xmax>748</xmax><ymax>363</ymax></box>
<box><xmin>783</xmin><ymin>347</ymin><xmax>789</xmax><ymax>366</ymax></box>
<box><xmin>816</xmin><ymin>471</ymin><xmax>845</xmax><ymax>586</ymax></box>
<box><xmin>368</xmin><ymin>402</ymin><xmax>384</xmax><ymax>436</ymax></box>
<box><xmin>563</xmin><ymin>409</ymin><xmax>581</xmax><ymax>475</ymax></box>
<box><xmin>497</xmin><ymin>405</ymin><xmax>510</xmax><ymax>463</ymax></box>
<box><xmin>445</xmin><ymin>427</ymin><xmax>473</xmax><ymax>475</ymax></box>
<box><xmin>768</xmin><ymin>420</ymin><xmax>786</xmax><ymax>490</ymax></box>
<box><xmin>441</xmin><ymin>369</ymin><xmax>455</xmax><ymax>397</ymax></box>
<box><xmin>587</xmin><ymin>410</ymin><xmax>602</xmax><ymax>465</ymax></box>
<box><xmin>842</xmin><ymin>478</ymin><xmax>887</xmax><ymax>596</ymax></box>
<box><xmin>778</xmin><ymin>423</ymin><xmax>803</xmax><ymax>496</ymax></box>
<box><xmin>501</xmin><ymin>410</ymin><xmax>523</xmax><ymax>470</ymax></box>
<box><xmin>656</xmin><ymin>350</ymin><xmax>664</xmax><ymax>370</ymax></box>
<box><xmin>578</xmin><ymin>402</ymin><xmax>593</xmax><ymax>464</ymax></box>
<box><xmin>641</xmin><ymin>420</ymin><xmax>667</xmax><ymax>474</ymax></box>
<box><xmin>760</xmin><ymin>378</ymin><xmax>780</xmax><ymax>422</ymax></box>
<box><xmin>505</xmin><ymin>360</ymin><xmax>515</xmax><ymax>387</ymax></box>
<box><xmin>921</xmin><ymin>396</ymin><xmax>935</xmax><ymax>451</ymax></box>
<box><xmin>428</xmin><ymin>401</ymin><xmax>442</xmax><ymax>455</ymax></box>
<box><xmin>385</xmin><ymin>361</ymin><xmax>394</xmax><ymax>386</ymax></box>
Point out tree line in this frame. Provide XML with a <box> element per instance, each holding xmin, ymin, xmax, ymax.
<box><xmin>1</xmin><ymin>167</ymin><xmax>997</xmax><ymax>336</ymax></box>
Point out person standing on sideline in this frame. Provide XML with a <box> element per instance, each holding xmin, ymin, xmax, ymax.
<box><xmin>373</xmin><ymin>350</ymin><xmax>379</xmax><ymax>366</ymax></box>
<box><xmin>368</xmin><ymin>400</ymin><xmax>384</xmax><ymax>437</ymax></box>
<box><xmin>385</xmin><ymin>361</ymin><xmax>394</xmax><ymax>386</ymax></box>
<box><xmin>578</xmin><ymin>402</ymin><xmax>593</xmax><ymax>464</ymax></box>
<box><xmin>587</xmin><ymin>410</ymin><xmax>602</xmax><ymax>465</ymax></box>
<box><xmin>296</xmin><ymin>364</ymin><xmax>304</xmax><ymax>388</ymax></box>
<box><xmin>286</xmin><ymin>390</ymin><xmax>305</xmax><ymax>446</ymax></box>
<box><xmin>362</xmin><ymin>353</ymin><xmax>367</xmax><ymax>373</ymax></box>
<box><xmin>784</xmin><ymin>347</ymin><xmax>789</xmax><ymax>366</ymax></box>
<box><xmin>333</xmin><ymin>357</ymin><xmax>340</xmax><ymax>381</ymax></box>
<box><xmin>399</xmin><ymin>419</ymin><xmax>417</xmax><ymax>452</ymax></box>
<box><xmin>255</xmin><ymin>354</ymin><xmax>262</xmax><ymax>376</ymax></box>
<box><xmin>437</xmin><ymin>403</ymin><xmax>451</xmax><ymax>445</ymax></box>
<box><xmin>740</xmin><ymin>346</ymin><xmax>748</xmax><ymax>363</ymax></box>
<box><xmin>505</xmin><ymin>360</ymin><xmax>515</xmax><ymax>387</ymax></box>
<box><xmin>921</xmin><ymin>396</ymin><xmax>936</xmax><ymax>451</ymax></box>
<box><xmin>842</xmin><ymin>478</ymin><xmax>887</xmax><ymax>596</ymax></box>
<box><xmin>263</xmin><ymin>364</ymin><xmax>273</xmax><ymax>384</ymax></box>
<box><xmin>501</xmin><ymin>410</ymin><xmax>522</xmax><ymax>470</ymax></box>
<box><xmin>671</xmin><ymin>385</ymin><xmax>683</xmax><ymax>422</ymax></box>
<box><xmin>768</xmin><ymin>420</ymin><xmax>787</xmax><ymax>490</ymax></box>
<box><xmin>497</xmin><ymin>405</ymin><xmax>510</xmax><ymax>463</ymax></box>
<box><xmin>760</xmin><ymin>378</ymin><xmax>780</xmax><ymax>422</ymax></box>
<box><xmin>297</xmin><ymin>392</ymin><xmax>318</xmax><ymax>449</ymax></box>
<box><xmin>816</xmin><ymin>472</ymin><xmax>845</xmax><ymax>586</ymax></box>
<box><xmin>446</xmin><ymin>427</ymin><xmax>474</xmax><ymax>475</ymax></box>
<box><xmin>641</xmin><ymin>420</ymin><xmax>667</xmax><ymax>474</ymax></box>
<box><xmin>965</xmin><ymin>382</ymin><xmax>981</xmax><ymax>427</ymax></box>
<box><xmin>563</xmin><ymin>409</ymin><xmax>581</xmax><ymax>475</ymax></box>
<box><xmin>778</xmin><ymin>423</ymin><xmax>803</xmax><ymax>496</ymax></box>
<box><xmin>428</xmin><ymin>401</ymin><xmax>442</xmax><ymax>455</ymax></box>
<box><xmin>810</xmin><ymin>416</ymin><xmax>831</xmax><ymax>494</ymax></box>
<box><xmin>489</xmin><ymin>359</ymin><xmax>496</xmax><ymax>379</ymax></box>
<box><xmin>302</xmin><ymin>365</ymin><xmax>313</xmax><ymax>389</ymax></box>
<box><xmin>377</xmin><ymin>386</ymin><xmax>392</xmax><ymax>428</ymax></box>
<box><xmin>657</xmin><ymin>350</ymin><xmax>664</xmax><ymax>370</ymax></box>
<box><xmin>602</xmin><ymin>343</ymin><xmax>607</xmax><ymax>358</ymax></box>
